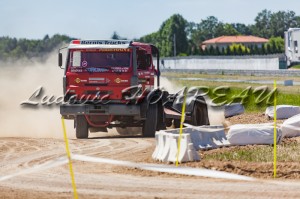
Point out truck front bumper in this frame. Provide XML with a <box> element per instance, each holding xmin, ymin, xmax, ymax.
<box><xmin>60</xmin><ymin>104</ymin><xmax>141</xmax><ymax>117</ymax></box>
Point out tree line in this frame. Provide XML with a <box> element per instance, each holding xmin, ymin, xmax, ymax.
<box><xmin>0</xmin><ymin>9</ymin><xmax>298</xmax><ymax>61</ymax></box>
<box><xmin>139</xmin><ymin>9</ymin><xmax>299</xmax><ymax>57</ymax></box>
<box><xmin>0</xmin><ymin>34</ymin><xmax>74</xmax><ymax>61</ymax></box>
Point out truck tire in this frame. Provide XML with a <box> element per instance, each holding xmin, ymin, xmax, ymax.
<box><xmin>191</xmin><ymin>101</ymin><xmax>209</xmax><ymax>126</ymax></box>
<box><xmin>142</xmin><ymin>103</ymin><xmax>157</xmax><ymax>137</ymax></box>
<box><xmin>156</xmin><ymin>101</ymin><xmax>166</xmax><ymax>131</ymax></box>
<box><xmin>165</xmin><ymin>118</ymin><xmax>173</xmax><ymax>127</ymax></box>
<box><xmin>76</xmin><ymin>115</ymin><xmax>89</xmax><ymax>139</ymax></box>
<box><xmin>173</xmin><ymin>119</ymin><xmax>181</xmax><ymax>128</ymax></box>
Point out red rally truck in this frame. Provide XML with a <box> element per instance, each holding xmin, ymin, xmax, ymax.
<box><xmin>58</xmin><ymin>40</ymin><xmax>166</xmax><ymax>138</ymax></box>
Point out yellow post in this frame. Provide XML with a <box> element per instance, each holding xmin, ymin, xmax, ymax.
<box><xmin>273</xmin><ymin>81</ymin><xmax>277</xmax><ymax>178</ymax></box>
<box><xmin>176</xmin><ymin>88</ymin><xmax>187</xmax><ymax>167</ymax></box>
<box><xmin>61</xmin><ymin>117</ymin><xmax>79</xmax><ymax>199</ymax></box>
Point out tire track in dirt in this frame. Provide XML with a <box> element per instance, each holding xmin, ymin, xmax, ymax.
<box><xmin>1</xmin><ymin>136</ymin><xmax>300</xmax><ymax>198</ymax></box>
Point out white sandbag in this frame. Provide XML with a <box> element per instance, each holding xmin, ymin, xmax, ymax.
<box><xmin>224</xmin><ymin>103</ymin><xmax>245</xmax><ymax>118</ymax></box>
<box><xmin>265</xmin><ymin>105</ymin><xmax>300</xmax><ymax>119</ymax></box>
<box><xmin>227</xmin><ymin>123</ymin><xmax>282</xmax><ymax>145</ymax></box>
<box><xmin>281</xmin><ymin>113</ymin><xmax>300</xmax><ymax>138</ymax></box>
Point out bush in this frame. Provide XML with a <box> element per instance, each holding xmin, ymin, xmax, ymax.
<box><xmin>229</xmin><ymin>43</ymin><xmax>250</xmax><ymax>55</ymax></box>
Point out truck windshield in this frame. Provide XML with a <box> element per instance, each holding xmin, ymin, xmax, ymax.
<box><xmin>71</xmin><ymin>50</ymin><xmax>131</xmax><ymax>68</ymax></box>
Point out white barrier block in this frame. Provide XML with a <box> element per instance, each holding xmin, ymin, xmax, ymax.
<box><xmin>160</xmin><ymin>133</ymin><xmax>172</xmax><ymax>162</ymax></box>
<box><xmin>221</xmin><ymin>137</ymin><xmax>231</xmax><ymax>146</ymax></box>
<box><xmin>225</xmin><ymin>103</ymin><xmax>245</xmax><ymax>118</ymax></box>
<box><xmin>153</xmin><ymin>126</ymin><xmax>229</xmax><ymax>162</ymax></box>
<box><xmin>187</xmin><ymin>127</ymin><xmax>228</xmax><ymax>150</ymax></box>
<box><xmin>265</xmin><ymin>105</ymin><xmax>300</xmax><ymax>119</ymax></box>
<box><xmin>156</xmin><ymin>131</ymin><xmax>167</xmax><ymax>160</ymax></box>
<box><xmin>152</xmin><ymin>132</ymin><xmax>200</xmax><ymax>163</ymax></box>
<box><xmin>156</xmin><ymin>127</ymin><xmax>229</xmax><ymax>151</ymax></box>
<box><xmin>227</xmin><ymin>123</ymin><xmax>282</xmax><ymax>145</ymax></box>
<box><xmin>281</xmin><ymin>113</ymin><xmax>300</xmax><ymax>138</ymax></box>
<box><xmin>188</xmin><ymin>143</ymin><xmax>200</xmax><ymax>161</ymax></box>
<box><xmin>167</xmin><ymin>135</ymin><xmax>179</xmax><ymax>163</ymax></box>
<box><xmin>176</xmin><ymin>134</ymin><xmax>189</xmax><ymax>163</ymax></box>
<box><xmin>152</xmin><ymin>132</ymin><xmax>160</xmax><ymax>159</ymax></box>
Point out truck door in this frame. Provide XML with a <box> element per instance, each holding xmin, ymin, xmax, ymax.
<box><xmin>137</xmin><ymin>50</ymin><xmax>155</xmax><ymax>91</ymax></box>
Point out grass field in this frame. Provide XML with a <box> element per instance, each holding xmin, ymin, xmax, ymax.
<box><xmin>205</xmin><ymin>140</ymin><xmax>300</xmax><ymax>162</ymax></box>
<box><xmin>162</xmin><ymin>72</ymin><xmax>300</xmax><ymax>112</ymax></box>
<box><xmin>163</xmin><ymin>72</ymin><xmax>300</xmax><ymax>177</ymax></box>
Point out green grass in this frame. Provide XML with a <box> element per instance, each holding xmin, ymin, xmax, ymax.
<box><xmin>163</xmin><ymin>74</ymin><xmax>300</xmax><ymax>113</ymax></box>
<box><xmin>163</xmin><ymin>72</ymin><xmax>300</xmax><ymax>164</ymax></box>
<box><xmin>205</xmin><ymin>146</ymin><xmax>273</xmax><ymax>162</ymax></box>
<box><xmin>290</xmin><ymin>64</ymin><xmax>300</xmax><ymax>69</ymax></box>
<box><xmin>205</xmin><ymin>142</ymin><xmax>300</xmax><ymax>162</ymax></box>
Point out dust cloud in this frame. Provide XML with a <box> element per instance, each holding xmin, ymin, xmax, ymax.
<box><xmin>156</xmin><ymin>76</ymin><xmax>181</xmax><ymax>94</ymax></box>
<box><xmin>0</xmin><ymin>53</ymin><xmax>75</xmax><ymax>138</ymax></box>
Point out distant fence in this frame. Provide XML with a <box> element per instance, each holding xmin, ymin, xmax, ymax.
<box><xmin>161</xmin><ymin>54</ymin><xmax>287</xmax><ymax>71</ymax></box>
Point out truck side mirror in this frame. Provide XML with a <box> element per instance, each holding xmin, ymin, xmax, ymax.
<box><xmin>58</xmin><ymin>53</ymin><xmax>63</xmax><ymax>67</ymax></box>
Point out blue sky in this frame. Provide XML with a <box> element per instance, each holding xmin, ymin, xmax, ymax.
<box><xmin>1</xmin><ymin>0</ymin><xmax>300</xmax><ymax>39</ymax></box>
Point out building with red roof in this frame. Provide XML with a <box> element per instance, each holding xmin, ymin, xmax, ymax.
<box><xmin>201</xmin><ymin>35</ymin><xmax>269</xmax><ymax>50</ymax></box>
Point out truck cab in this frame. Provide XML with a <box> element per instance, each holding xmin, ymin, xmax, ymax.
<box><xmin>59</xmin><ymin>40</ymin><xmax>164</xmax><ymax>138</ymax></box>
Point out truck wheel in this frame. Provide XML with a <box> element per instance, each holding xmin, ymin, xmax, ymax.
<box><xmin>142</xmin><ymin>103</ymin><xmax>157</xmax><ymax>137</ymax></box>
<box><xmin>173</xmin><ymin>119</ymin><xmax>181</xmax><ymax>128</ymax></box>
<box><xmin>76</xmin><ymin>115</ymin><xmax>89</xmax><ymax>139</ymax></box>
<box><xmin>192</xmin><ymin>101</ymin><xmax>209</xmax><ymax>126</ymax></box>
<box><xmin>165</xmin><ymin>118</ymin><xmax>173</xmax><ymax>127</ymax></box>
<box><xmin>156</xmin><ymin>101</ymin><xmax>166</xmax><ymax>130</ymax></box>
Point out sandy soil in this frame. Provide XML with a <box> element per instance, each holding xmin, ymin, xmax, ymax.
<box><xmin>1</xmin><ymin>124</ymin><xmax>300</xmax><ymax>199</ymax></box>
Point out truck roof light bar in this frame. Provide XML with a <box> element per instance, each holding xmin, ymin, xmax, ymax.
<box><xmin>70</xmin><ymin>40</ymin><xmax>132</xmax><ymax>45</ymax></box>
<box><xmin>69</xmin><ymin>40</ymin><xmax>133</xmax><ymax>49</ymax></box>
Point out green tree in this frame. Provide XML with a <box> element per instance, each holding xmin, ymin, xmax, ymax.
<box><xmin>229</xmin><ymin>43</ymin><xmax>250</xmax><ymax>55</ymax></box>
<box><xmin>270</xmin><ymin>11</ymin><xmax>298</xmax><ymax>37</ymax></box>
<box><xmin>139</xmin><ymin>32</ymin><xmax>160</xmax><ymax>46</ymax></box>
<box><xmin>0</xmin><ymin>34</ymin><xmax>73</xmax><ymax>61</ymax></box>
<box><xmin>208</xmin><ymin>46</ymin><xmax>215</xmax><ymax>55</ymax></box>
<box><xmin>253</xmin><ymin>45</ymin><xmax>259</xmax><ymax>55</ymax></box>
<box><xmin>221</xmin><ymin>47</ymin><xmax>226</xmax><ymax>55</ymax></box>
<box><xmin>261</xmin><ymin>45</ymin><xmax>266</xmax><ymax>55</ymax></box>
<box><xmin>252</xmin><ymin>9</ymin><xmax>272</xmax><ymax>38</ymax></box>
<box><xmin>249</xmin><ymin>45</ymin><xmax>254</xmax><ymax>55</ymax></box>
<box><xmin>158</xmin><ymin>14</ymin><xmax>189</xmax><ymax>57</ymax></box>
<box><xmin>251</xmin><ymin>9</ymin><xmax>300</xmax><ymax>38</ymax></box>
<box><xmin>215</xmin><ymin>46</ymin><xmax>221</xmax><ymax>55</ymax></box>
<box><xmin>111</xmin><ymin>31</ymin><xmax>121</xmax><ymax>40</ymax></box>
<box><xmin>267</xmin><ymin>36</ymin><xmax>284</xmax><ymax>53</ymax></box>
<box><xmin>265</xmin><ymin>43</ymin><xmax>272</xmax><ymax>54</ymax></box>
<box><xmin>216</xmin><ymin>23</ymin><xmax>240</xmax><ymax>36</ymax></box>
<box><xmin>197</xmin><ymin>16</ymin><xmax>220</xmax><ymax>39</ymax></box>
<box><xmin>226</xmin><ymin>45</ymin><xmax>231</xmax><ymax>55</ymax></box>
<box><xmin>111</xmin><ymin>31</ymin><xmax>127</xmax><ymax>40</ymax></box>
<box><xmin>231</xmin><ymin>23</ymin><xmax>252</xmax><ymax>35</ymax></box>
<box><xmin>199</xmin><ymin>47</ymin><xmax>205</xmax><ymax>55</ymax></box>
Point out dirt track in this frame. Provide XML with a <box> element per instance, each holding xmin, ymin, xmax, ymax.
<box><xmin>1</xmin><ymin>135</ymin><xmax>300</xmax><ymax>199</ymax></box>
